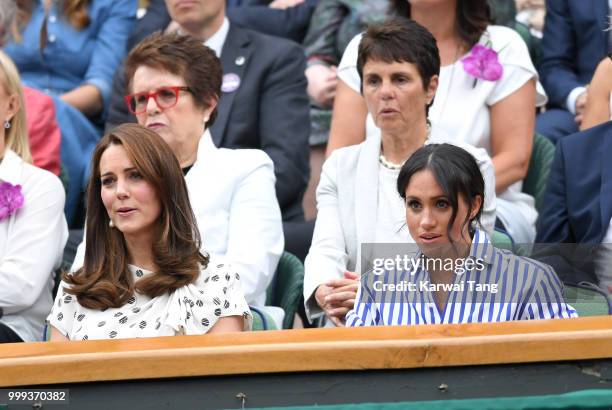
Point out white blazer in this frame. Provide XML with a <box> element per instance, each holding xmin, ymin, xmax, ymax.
<box><xmin>303</xmin><ymin>132</ymin><xmax>496</xmax><ymax>320</ymax></box>
<box><xmin>0</xmin><ymin>149</ymin><xmax>68</xmax><ymax>341</ymax></box>
<box><xmin>73</xmin><ymin>130</ymin><xmax>283</xmax><ymax>307</ymax></box>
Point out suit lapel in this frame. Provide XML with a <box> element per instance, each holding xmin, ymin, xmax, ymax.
<box><xmin>210</xmin><ymin>25</ymin><xmax>252</xmax><ymax>147</ymax></box>
<box><xmin>355</xmin><ymin>135</ymin><xmax>382</xmax><ymax>248</ymax></box>
<box><xmin>600</xmin><ymin>127</ymin><xmax>612</xmax><ymax>240</ymax></box>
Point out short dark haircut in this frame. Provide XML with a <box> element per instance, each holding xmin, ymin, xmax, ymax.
<box><xmin>357</xmin><ymin>18</ymin><xmax>440</xmax><ymax>114</ymax></box>
<box><xmin>389</xmin><ymin>0</ymin><xmax>492</xmax><ymax>49</ymax></box>
<box><xmin>397</xmin><ymin>144</ymin><xmax>485</xmax><ymax>242</ymax></box>
<box><xmin>64</xmin><ymin>123</ymin><xmax>208</xmax><ymax>310</ymax></box>
<box><xmin>124</xmin><ymin>32</ymin><xmax>222</xmax><ymax>126</ymax></box>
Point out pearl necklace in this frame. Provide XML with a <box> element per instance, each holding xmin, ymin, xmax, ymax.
<box><xmin>378</xmin><ymin>123</ymin><xmax>432</xmax><ymax>171</ymax></box>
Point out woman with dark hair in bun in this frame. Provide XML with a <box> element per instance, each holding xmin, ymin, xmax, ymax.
<box><xmin>346</xmin><ymin>143</ymin><xmax>577</xmax><ymax>326</ymax></box>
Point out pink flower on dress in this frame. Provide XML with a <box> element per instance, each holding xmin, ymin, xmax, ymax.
<box><xmin>461</xmin><ymin>44</ymin><xmax>503</xmax><ymax>85</ymax></box>
<box><xmin>0</xmin><ymin>182</ymin><xmax>24</xmax><ymax>221</ymax></box>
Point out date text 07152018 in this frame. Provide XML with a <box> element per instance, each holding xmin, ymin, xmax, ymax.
<box><xmin>0</xmin><ymin>389</ymin><xmax>69</xmax><ymax>404</ymax></box>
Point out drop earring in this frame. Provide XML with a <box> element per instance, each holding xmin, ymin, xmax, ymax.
<box><xmin>4</xmin><ymin>120</ymin><xmax>10</xmax><ymax>129</ymax></box>
<box><xmin>109</xmin><ymin>219</ymin><xmax>114</xmax><ymax>228</ymax></box>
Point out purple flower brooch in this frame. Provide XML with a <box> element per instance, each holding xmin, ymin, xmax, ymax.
<box><xmin>461</xmin><ymin>42</ymin><xmax>503</xmax><ymax>87</ymax></box>
<box><xmin>0</xmin><ymin>182</ymin><xmax>24</xmax><ymax>221</ymax></box>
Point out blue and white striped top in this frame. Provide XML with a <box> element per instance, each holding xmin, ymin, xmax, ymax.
<box><xmin>346</xmin><ymin>230</ymin><xmax>578</xmax><ymax>326</ymax></box>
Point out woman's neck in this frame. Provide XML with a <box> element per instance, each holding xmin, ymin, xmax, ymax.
<box><xmin>124</xmin><ymin>235</ymin><xmax>156</xmax><ymax>272</ymax></box>
<box><xmin>171</xmin><ymin>136</ymin><xmax>200</xmax><ymax>169</ymax></box>
<box><xmin>411</xmin><ymin>2</ymin><xmax>457</xmax><ymax>41</ymax></box>
<box><xmin>411</xmin><ymin>2</ymin><xmax>465</xmax><ymax>66</ymax></box>
<box><xmin>380</xmin><ymin>121</ymin><xmax>429</xmax><ymax>164</ymax></box>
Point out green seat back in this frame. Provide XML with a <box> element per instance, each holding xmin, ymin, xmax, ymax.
<box><xmin>523</xmin><ymin>133</ymin><xmax>556</xmax><ymax>213</ymax></box>
<box><xmin>251</xmin><ymin>307</ymin><xmax>279</xmax><ymax>331</ymax></box>
<box><xmin>491</xmin><ymin>230</ymin><xmax>513</xmax><ymax>251</ymax></box>
<box><xmin>563</xmin><ymin>285</ymin><xmax>612</xmax><ymax>317</ymax></box>
<box><xmin>266</xmin><ymin>252</ymin><xmax>304</xmax><ymax>329</ymax></box>
<box><xmin>513</xmin><ymin>21</ymin><xmax>543</xmax><ymax>68</ymax></box>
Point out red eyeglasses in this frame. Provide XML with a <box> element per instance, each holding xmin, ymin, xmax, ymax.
<box><xmin>124</xmin><ymin>86</ymin><xmax>192</xmax><ymax>115</ymax></box>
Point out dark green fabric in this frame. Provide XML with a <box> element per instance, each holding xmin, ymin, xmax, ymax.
<box><xmin>513</xmin><ymin>21</ymin><xmax>543</xmax><ymax>68</ymax></box>
<box><xmin>488</xmin><ymin>0</ymin><xmax>516</xmax><ymax>27</ymax></box>
<box><xmin>266</xmin><ymin>252</ymin><xmax>305</xmax><ymax>329</ymax></box>
<box><xmin>523</xmin><ymin>134</ymin><xmax>556</xmax><ymax>214</ymax></box>
<box><xmin>249</xmin><ymin>389</ymin><xmax>612</xmax><ymax>410</ymax></box>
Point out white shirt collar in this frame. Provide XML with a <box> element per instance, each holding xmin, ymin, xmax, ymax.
<box><xmin>0</xmin><ymin>149</ymin><xmax>23</xmax><ymax>185</ymax></box>
<box><xmin>204</xmin><ymin>17</ymin><xmax>229</xmax><ymax>58</ymax></box>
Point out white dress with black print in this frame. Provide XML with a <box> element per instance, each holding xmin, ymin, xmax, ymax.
<box><xmin>47</xmin><ymin>261</ymin><xmax>252</xmax><ymax>340</ymax></box>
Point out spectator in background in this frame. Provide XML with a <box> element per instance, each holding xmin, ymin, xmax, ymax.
<box><xmin>303</xmin><ymin>0</ymin><xmax>389</xmax><ymax>148</ymax></box>
<box><xmin>0</xmin><ymin>50</ymin><xmax>68</xmax><ymax>343</ymax></box>
<box><xmin>515</xmin><ymin>0</ymin><xmax>545</xmax><ymax>37</ymax></box>
<box><xmin>580</xmin><ymin>55</ymin><xmax>612</xmax><ymax>130</ymax></box>
<box><xmin>303</xmin><ymin>0</ymin><xmax>516</xmax><ymax>148</ymax></box>
<box><xmin>50</xmin><ymin>124</ymin><xmax>251</xmax><ymax>341</ymax></box>
<box><xmin>4</xmin><ymin>0</ymin><xmax>138</xmax><ymax>224</ymax></box>
<box><xmin>73</xmin><ymin>34</ymin><xmax>284</xmax><ymax>326</ymax></box>
<box><xmin>536</xmin><ymin>121</ymin><xmax>612</xmax><ymax>293</ymax></box>
<box><xmin>0</xmin><ymin>0</ymin><xmax>60</xmax><ymax>176</ymax></box>
<box><xmin>5</xmin><ymin>0</ymin><xmax>136</xmax><ymax>122</ymax></box>
<box><xmin>326</xmin><ymin>0</ymin><xmax>543</xmax><ymax>244</ymax></box>
<box><xmin>536</xmin><ymin>0</ymin><xmax>609</xmax><ymax>143</ymax></box>
<box><xmin>105</xmin><ymin>0</ymin><xmax>310</xmax><ymax>259</ymax></box>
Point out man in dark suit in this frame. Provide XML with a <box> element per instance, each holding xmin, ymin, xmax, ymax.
<box><xmin>536</xmin><ymin>0</ymin><xmax>609</xmax><ymax>143</ymax></box>
<box><xmin>106</xmin><ymin>0</ymin><xmax>310</xmax><ymax>223</ymax></box>
<box><xmin>536</xmin><ymin>121</ymin><xmax>612</xmax><ymax>290</ymax></box>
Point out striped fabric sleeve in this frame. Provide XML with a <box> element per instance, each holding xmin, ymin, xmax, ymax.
<box><xmin>345</xmin><ymin>283</ymin><xmax>380</xmax><ymax>327</ymax></box>
<box><xmin>523</xmin><ymin>263</ymin><xmax>578</xmax><ymax>320</ymax></box>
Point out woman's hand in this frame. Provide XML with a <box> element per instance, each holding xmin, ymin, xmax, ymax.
<box><xmin>314</xmin><ymin>271</ymin><xmax>359</xmax><ymax>326</ymax></box>
<box><xmin>269</xmin><ymin>0</ymin><xmax>305</xmax><ymax>9</ymax></box>
<box><xmin>306</xmin><ymin>64</ymin><xmax>338</xmax><ymax>108</ymax></box>
<box><xmin>49</xmin><ymin>326</ymin><xmax>69</xmax><ymax>342</ymax></box>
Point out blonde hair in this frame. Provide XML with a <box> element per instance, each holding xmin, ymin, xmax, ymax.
<box><xmin>0</xmin><ymin>50</ymin><xmax>32</xmax><ymax>163</ymax></box>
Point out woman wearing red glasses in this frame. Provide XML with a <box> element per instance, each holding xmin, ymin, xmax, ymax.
<box><xmin>71</xmin><ymin>33</ymin><xmax>285</xmax><ymax>328</ymax></box>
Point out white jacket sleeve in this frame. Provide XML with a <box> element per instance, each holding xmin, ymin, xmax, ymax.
<box><xmin>303</xmin><ymin>152</ymin><xmax>349</xmax><ymax>320</ymax></box>
<box><xmin>225</xmin><ymin>153</ymin><xmax>283</xmax><ymax>306</ymax></box>
<box><xmin>0</xmin><ymin>176</ymin><xmax>67</xmax><ymax>314</ymax></box>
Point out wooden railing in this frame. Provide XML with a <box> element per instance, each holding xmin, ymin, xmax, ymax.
<box><xmin>1</xmin><ymin>316</ymin><xmax>611</xmax><ymax>387</ymax></box>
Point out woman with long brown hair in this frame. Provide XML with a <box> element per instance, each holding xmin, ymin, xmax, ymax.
<box><xmin>48</xmin><ymin>124</ymin><xmax>251</xmax><ymax>341</ymax></box>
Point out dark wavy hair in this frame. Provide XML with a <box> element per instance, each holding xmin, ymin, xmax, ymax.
<box><xmin>124</xmin><ymin>32</ymin><xmax>222</xmax><ymax>127</ymax></box>
<box><xmin>389</xmin><ymin>0</ymin><xmax>491</xmax><ymax>49</ymax></box>
<box><xmin>397</xmin><ymin>144</ymin><xmax>484</xmax><ymax>243</ymax></box>
<box><xmin>63</xmin><ymin>123</ymin><xmax>208</xmax><ymax>310</ymax></box>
